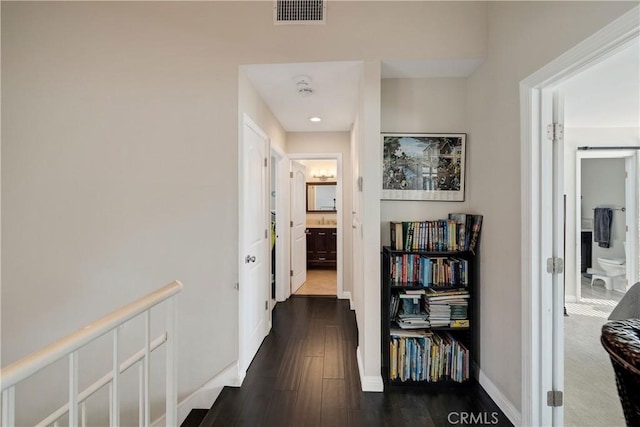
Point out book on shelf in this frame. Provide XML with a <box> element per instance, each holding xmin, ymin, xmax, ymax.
<box><xmin>389</xmin><ymin>254</ymin><xmax>468</xmax><ymax>287</ymax></box>
<box><xmin>448</xmin><ymin>213</ymin><xmax>468</xmax><ymax>252</ymax></box>
<box><xmin>451</xmin><ymin>319</ymin><xmax>470</xmax><ymax>328</ymax></box>
<box><xmin>389</xmin><ymin>331</ymin><xmax>469</xmax><ymax>383</ymax></box>
<box><xmin>390</xmin><ymin>221</ymin><xmax>403</xmax><ymax>250</ymax></box>
<box><xmin>388</xmin><ymin>214</ymin><xmax>483</xmax><ymax>253</ymax></box>
<box><xmin>468</xmin><ymin>214</ymin><xmax>483</xmax><ymax>254</ymax></box>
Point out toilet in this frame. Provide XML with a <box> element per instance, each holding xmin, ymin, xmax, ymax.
<box><xmin>588</xmin><ymin>242</ymin><xmax>626</xmax><ymax>290</ymax></box>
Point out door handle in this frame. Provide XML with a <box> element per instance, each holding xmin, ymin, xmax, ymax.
<box><xmin>245</xmin><ymin>255</ymin><xmax>256</xmax><ymax>263</ymax></box>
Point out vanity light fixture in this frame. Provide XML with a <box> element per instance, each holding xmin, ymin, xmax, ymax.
<box><xmin>312</xmin><ymin>169</ymin><xmax>335</xmax><ymax>181</ymax></box>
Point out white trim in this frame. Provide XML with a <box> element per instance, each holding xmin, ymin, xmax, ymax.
<box><xmin>520</xmin><ymin>82</ymin><xmax>541</xmax><ymax>427</ymax></box>
<box><xmin>151</xmin><ymin>361</ymin><xmax>242</xmax><ymax>427</ymax></box>
<box><xmin>477</xmin><ymin>369</ymin><xmax>522</xmax><ymax>427</ymax></box>
<box><xmin>271</xmin><ymin>144</ymin><xmax>289</xmax><ymax>303</ymax></box>
<box><xmin>287</xmin><ymin>153</ymin><xmax>344</xmax><ymax>300</ymax></box>
<box><xmin>520</xmin><ymin>7</ymin><xmax>639</xmax><ymax>426</ymax></box>
<box><xmin>340</xmin><ymin>291</ymin><xmax>354</xmax><ymax>310</ymax></box>
<box><xmin>356</xmin><ymin>346</ymin><xmax>384</xmax><ymax>392</ymax></box>
<box><xmin>575</xmin><ymin>152</ymin><xmax>584</xmax><ymax>303</ymax></box>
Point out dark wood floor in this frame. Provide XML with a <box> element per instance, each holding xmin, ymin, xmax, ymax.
<box><xmin>193</xmin><ymin>296</ymin><xmax>513</xmax><ymax>427</ymax></box>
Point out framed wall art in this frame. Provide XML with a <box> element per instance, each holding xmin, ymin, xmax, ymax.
<box><xmin>382</xmin><ymin>133</ymin><xmax>466</xmax><ymax>201</ymax></box>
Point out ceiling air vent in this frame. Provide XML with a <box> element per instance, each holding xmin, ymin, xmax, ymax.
<box><xmin>274</xmin><ymin>0</ymin><xmax>326</xmax><ymax>25</ymax></box>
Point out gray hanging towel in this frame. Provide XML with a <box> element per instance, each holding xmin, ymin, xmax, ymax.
<box><xmin>593</xmin><ymin>207</ymin><xmax>613</xmax><ymax>248</ymax></box>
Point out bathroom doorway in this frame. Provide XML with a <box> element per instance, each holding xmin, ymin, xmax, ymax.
<box><xmin>573</xmin><ymin>150</ymin><xmax>639</xmax><ymax>301</ymax></box>
<box><xmin>288</xmin><ymin>154</ymin><xmax>343</xmax><ymax>297</ymax></box>
<box><xmin>563</xmin><ymin>150</ymin><xmax>638</xmax><ymax>426</ymax></box>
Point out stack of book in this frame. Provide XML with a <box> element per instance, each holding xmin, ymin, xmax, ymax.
<box><xmin>392</xmin><ymin>290</ymin><xmax>430</xmax><ymax>329</ymax></box>
<box><xmin>389</xmin><ymin>213</ymin><xmax>483</xmax><ymax>253</ymax></box>
<box><xmin>424</xmin><ymin>300</ymin><xmax>451</xmax><ymax>328</ymax></box>
<box><xmin>424</xmin><ymin>288</ymin><xmax>470</xmax><ymax>328</ymax></box>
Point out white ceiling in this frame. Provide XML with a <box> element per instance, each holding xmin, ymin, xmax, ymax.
<box><xmin>561</xmin><ymin>38</ymin><xmax>639</xmax><ymax>128</ymax></box>
<box><xmin>243</xmin><ymin>61</ymin><xmax>362</xmax><ymax>132</ymax></box>
<box><xmin>243</xmin><ymin>58</ymin><xmax>484</xmax><ymax>133</ymax></box>
<box><xmin>244</xmin><ymin>43</ymin><xmax>639</xmax><ymax>133</ymax></box>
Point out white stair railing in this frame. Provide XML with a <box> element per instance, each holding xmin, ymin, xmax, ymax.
<box><xmin>0</xmin><ymin>280</ymin><xmax>183</xmax><ymax>427</ymax></box>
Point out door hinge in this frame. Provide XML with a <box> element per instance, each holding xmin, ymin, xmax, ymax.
<box><xmin>547</xmin><ymin>123</ymin><xmax>564</xmax><ymax>141</ymax></box>
<box><xmin>290</xmin><ymin>270</ymin><xmax>293</xmax><ymax>277</ymax></box>
<box><xmin>547</xmin><ymin>390</ymin><xmax>563</xmax><ymax>407</ymax></box>
<box><xmin>265</xmin><ymin>229</ymin><xmax>268</xmax><ymax>239</ymax></box>
<box><xmin>546</xmin><ymin>257</ymin><xmax>564</xmax><ymax>274</ymax></box>
<box><xmin>290</xmin><ymin>221</ymin><xmax>293</xmax><ymax>227</ymax></box>
<box><xmin>264</xmin><ymin>158</ymin><xmax>268</xmax><ymax>167</ymax></box>
<box><xmin>234</xmin><ymin>282</ymin><xmax>239</xmax><ymax>290</ymax></box>
<box><xmin>290</xmin><ymin>171</ymin><xmax>293</xmax><ymax>178</ymax></box>
<box><xmin>265</xmin><ymin>300</ymin><xmax>269</xmax><ymax>310</ymax></box>
<box><xmin>625</xmin><ymin>171</ymin><xmax>628</xmax><ymax>179</ymax></box>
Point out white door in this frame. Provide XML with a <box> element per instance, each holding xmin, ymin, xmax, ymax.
<box><xmin>290</xmin><ymin>161</ymin><xmax>307</xmax><ymax>294</ymax></box>
<box><xmin>542</xmin><ymin>90</ymin><xmax>565</xmax><ymax>425</ymax></box>
<box><xmin>239</xmin><ymin>116</ymin><xmax>270</xmax><ymax>374</ymax></box>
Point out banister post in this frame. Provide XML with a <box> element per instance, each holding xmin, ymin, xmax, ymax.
<box><xmin>165</xmin><ymin>297</ymin><xmax>178</xmax><ymax>426</ymax></box>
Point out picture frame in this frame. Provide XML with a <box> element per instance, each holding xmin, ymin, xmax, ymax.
<box><xmin>382</xmin><ymin>133</ymin><xmax>466</xmax><ymax>201</ymax></box>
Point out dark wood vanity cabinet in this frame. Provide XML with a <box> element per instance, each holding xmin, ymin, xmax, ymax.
<box><xmin>306</xmin><ymin>228</ymin><xmax>337</xmax><ymax>269</ymax></box>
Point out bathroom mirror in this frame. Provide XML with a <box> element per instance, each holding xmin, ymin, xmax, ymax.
<box><xmin>307</xmin><ymin>183</ymin><xmax>336</xmax><ymax>212</ymax></box>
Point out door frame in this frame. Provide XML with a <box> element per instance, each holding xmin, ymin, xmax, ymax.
<box><xmin>286</xmin><ymin>153</ymin><xmax>344</xmax><ymax>300</ymax></box>
<box><xmin>238</xmin><ymin>113</ymin><xmax>271</xmax><ymax>379</ymax></box>
<box><xmin>271</xmin><ymin>144</ymin><xmax>289</xmax><ymax>304</ymax></box>
<box><xmin>575</xmin><ymin>149</ymin><xmax>639</xmax><ymax>300</ymax></box>
<box><xmin>520</xmin><ymin>8</ymin><xmax>639</xmax><ymax>426</ymax></box>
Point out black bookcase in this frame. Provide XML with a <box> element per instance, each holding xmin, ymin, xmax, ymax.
<box><xmin>381</xmin><ymin>246</ymin><xmax>478</xmax><ymax>388</ymax></box>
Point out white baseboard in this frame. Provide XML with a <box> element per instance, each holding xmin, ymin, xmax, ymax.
<box><xmin>151</xmin><ymin>360</ymin><xmax>242</xmax><ymax>426</ymax></box>
<box><xmin>340</xmin><ymin>291</ymin><xmax>355</xmax><ymax>310</ymax></box>
<box><xmin>356</xmin><ymin>346</ymin><xmax>384</xmax><ymax>392</ymax></box>
<box><xmin>475</xmin><ymin>367</ymin><xmax>521</xmax><ymax>427</ymax></box>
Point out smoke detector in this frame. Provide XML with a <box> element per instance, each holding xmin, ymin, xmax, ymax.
<box><xmin>294</xmin><ymin>75</ymin><xmax>314</xmax><ymax>97</ymax></box>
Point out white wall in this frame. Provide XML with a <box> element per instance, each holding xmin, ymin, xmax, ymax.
<box><xmin>287</xmin><ymin>133</ymin><xmax>351</xmax><ymax>294</ymax></box>
<box><xmin>582</xmin><ymin>158</ymin><xmax>626</xmax><ymax>260</ymax></box>
<box><xmin>2</xmin><ymin>3</ymin><xmax>487</xmax><ymax>419</ymax></box>
<box><xmin>381</xmin><ymin>78</ymin><xmax>472</xmax><ymax>244</ymax></box>
<box><xmin>466</xmin><ymin>1</ymin><xmax>637</xmax><ymax>417</ymax></box>
<box><xmin>563</xmin><ymin>128</ymin><xmax>640</xmax><ymax>299</ymax></box>
<box><xmin>239</xmin><ymin>69</ymin><xmax>287</xmax><ymax>154</ymax></box>
<box><xmin>360</xmin><ymin>60</ymin><xmax>383</xmax><ymax>386</ymax></box>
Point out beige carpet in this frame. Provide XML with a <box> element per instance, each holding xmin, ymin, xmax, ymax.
<box><xmin>564</xmin><ymin>277</ymin><xmax>625</xmax><ymax>427</ymax></box>
<box><xmin>294</xmin><ymin>269</ymin><xmax>336</xmax><ymax>296</ymax></box>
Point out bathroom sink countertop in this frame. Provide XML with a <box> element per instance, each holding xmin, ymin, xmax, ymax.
<box><xmin>307</xmin><ymin>224</ymin><xmax>336</xmax><ymax>228</ymax></box>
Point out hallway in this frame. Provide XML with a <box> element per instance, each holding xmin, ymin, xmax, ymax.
<box><xmin>190</xmin><ymin>297</ymin><xmax>511</xmax><ymax>427</ymax></box>
<box><xmin>295</xmin><ymin>269</ymin><xmax>337</xmax><ymax>296</ymax></box>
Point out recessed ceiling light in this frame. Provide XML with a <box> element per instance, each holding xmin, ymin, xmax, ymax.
<box><xmin>309</xmin><ymin>116</ymin><xmax>322</xmax><ymax>123</ymax></box>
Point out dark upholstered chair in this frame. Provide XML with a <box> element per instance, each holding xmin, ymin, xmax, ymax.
<box><xmin>601</xmin><ymin>319</ymin><xmax>640</xmax><ymax>426</ymax></box>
